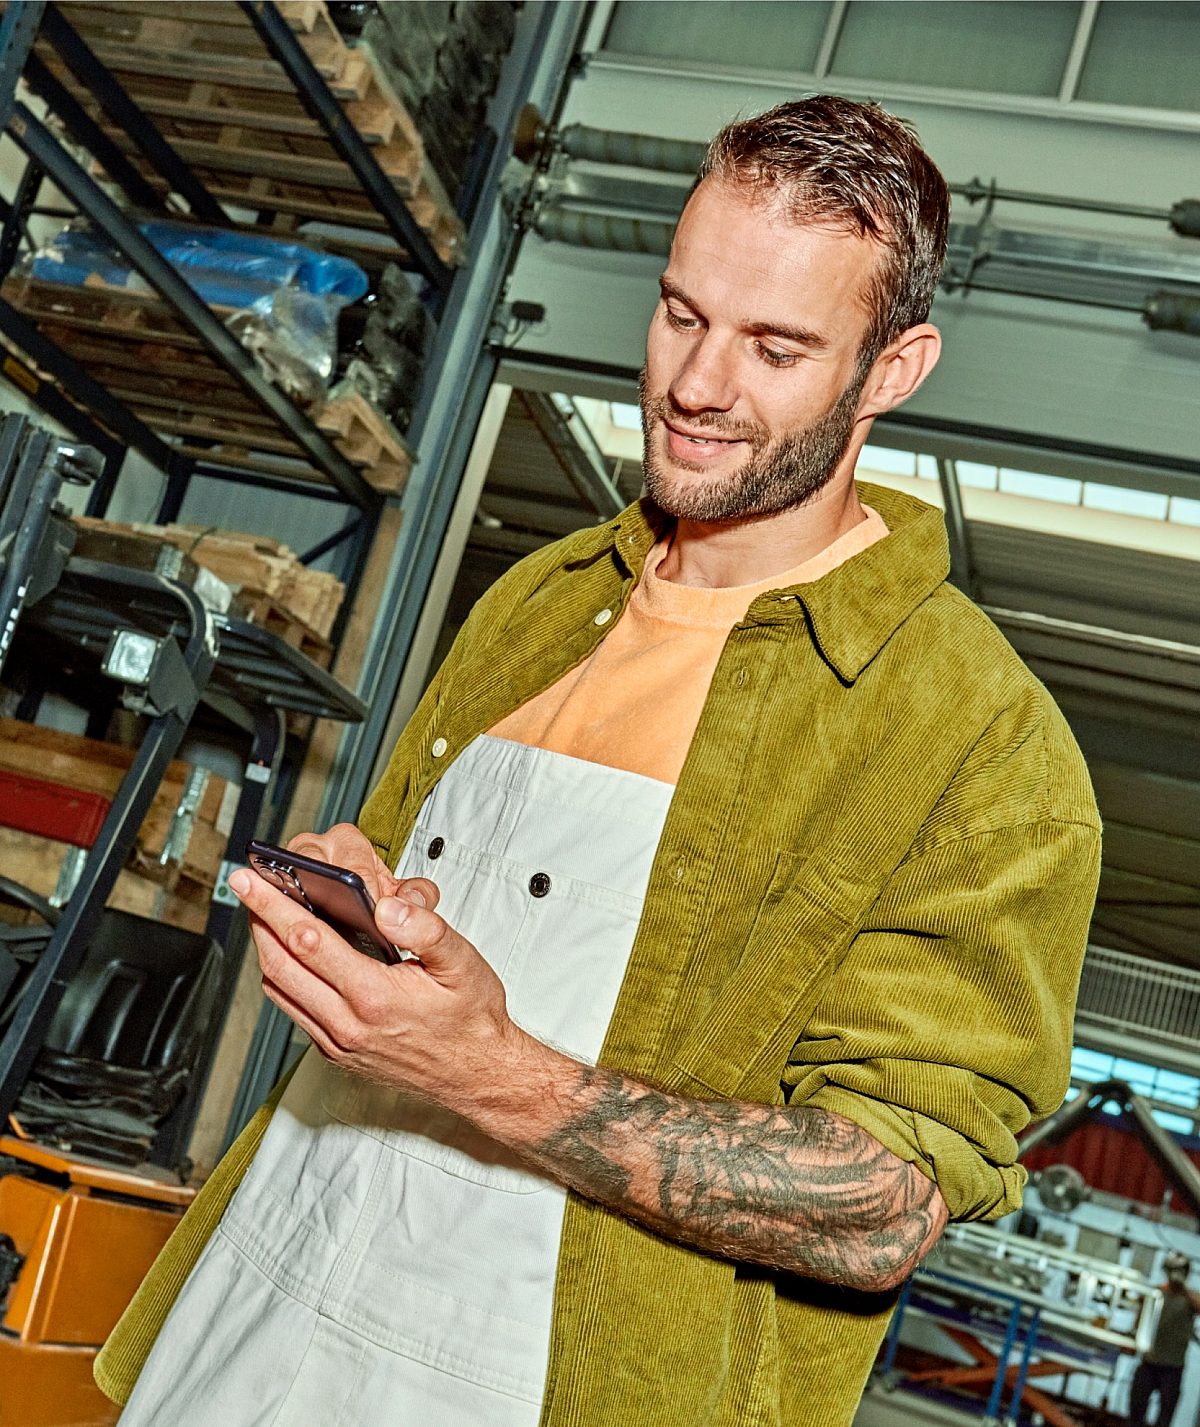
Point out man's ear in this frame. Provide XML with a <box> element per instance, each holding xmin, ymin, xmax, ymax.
<box><xmin>857</xmin><ymin>323</ymin><xmax>942</xmax><ymax>418</ymax></box>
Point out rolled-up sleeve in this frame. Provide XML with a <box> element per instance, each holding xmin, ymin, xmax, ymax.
<box><xmin>782</xmin><ymin>817</ymin><xmax>1101</xmax><ymax>1222</ymax></box>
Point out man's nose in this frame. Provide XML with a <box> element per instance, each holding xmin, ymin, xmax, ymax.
<box><xmin>668</xmin><ymin>334</ymin><xmax>737</xmax><ymax>415</ymax></box>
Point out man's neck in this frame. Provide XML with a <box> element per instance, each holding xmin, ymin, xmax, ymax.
<box><xmin>656</xmin><ymin>479</ymin><xmax>868</xmax><ymax>589</ymax></box>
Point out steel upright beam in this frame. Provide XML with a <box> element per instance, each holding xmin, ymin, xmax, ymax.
<box><xmin>0</xmin><ymin>3</ymin><xmax>45</xmax><ymax>129</ymax></box>
<box><xmin>325</xmin><ymin>1</ymin><xmax>588</xmax><ymax>821</ymax></box>
<box><xmin>240</xmin><ymin>0</ymin><xmax>452</xmax><ymax>297</ymax></box>
<box><xmin>4</xmin><ymin>102</ymin><xmax>381</xmax><ymax>511</ymax></box>
<box><xmin>39</xmin><ymin>4</ymin><xmax>230</xmax><ymax>227</ymax></box>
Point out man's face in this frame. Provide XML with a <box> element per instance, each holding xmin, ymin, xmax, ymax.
<box><xmin>640</xmin><ymin>178</ymin><xmax>882</xmax><ymax>524</ymax></box>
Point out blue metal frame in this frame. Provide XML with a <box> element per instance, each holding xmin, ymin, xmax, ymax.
<box><xmin>240</xmin><ymin>0</ymin><xmax>452</xmax><ymax>299</ymax></box>
<box><xmin>0</xmin><ymin>2</ymin><xmax>45</xmax><ymax>130</ymax></box>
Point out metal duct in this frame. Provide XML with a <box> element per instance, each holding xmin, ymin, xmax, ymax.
<box><xmin>558</xmin><ymin>123</ymin><xmax>705</xmax><ymax>174</ymax></box>
<box><xmin>534</xmin><ymin>206</ymin><xmax>673</xmax><ymax>255</ymax></box>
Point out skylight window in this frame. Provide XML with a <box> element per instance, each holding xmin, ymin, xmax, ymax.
<box><xmin>1084</xmin><ymin>484</ymin><xmax>1170</xmax><ymax>519</ymax></box>
<box><xmin>999</xmin><ymin>469</ymin><xmax>1083</xmax><ymax>504</ymax></box>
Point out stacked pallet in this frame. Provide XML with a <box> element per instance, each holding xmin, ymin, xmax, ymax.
<box><xmin>73</xmin><ymin>516</ymin><xmax>345</xmax><ymax>657</ymax></box>
<box><xmin>0</xmin><ymin>718</ymin><xmax>236</xmax><ymax>934</ymax></box>
<box><xmin>0</xmin><ymin>272</ymin><xmax>413</xmax><ymax>491</ymax></box>
<box><xmin>41</xmin><ymin>0</ymin><xmax>466</xmax><ymax>267</ymax></box>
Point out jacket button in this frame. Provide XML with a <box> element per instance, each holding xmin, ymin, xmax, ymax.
<box><xmin>431</xmin><ymin>737</ymin><xmax>448</xmax><ymax>758</ymax></box>
<box><xmin>529</xmin><ymin>872</ymin><xmax>551</xmax><ymax>898</ymax></box>
<box><xmin>593</xmin><ymin>608</ymin><xmax>613</xmax><ymax>626</ymax></box>
<box><xmin>428</xmin><ymin>837</ymin><xmax>444</xmax><ymax>859</ymax></box>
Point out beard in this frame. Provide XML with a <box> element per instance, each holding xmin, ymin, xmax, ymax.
<box><xmin>638</xmin><ymin>365</ymin><xmax>868</xmax><ymax>524</ymax></box>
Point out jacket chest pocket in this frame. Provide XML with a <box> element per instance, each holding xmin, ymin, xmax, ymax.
<box><xmin>667</xmin><ymin>852</ymin><xmax>869</xmax><ymax>1102</ymax></box>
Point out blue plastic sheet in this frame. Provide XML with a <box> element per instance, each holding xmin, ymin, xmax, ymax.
<box><xmin>29</xmin><ymin>221</ymin><xmax>368</xmax><ymax>386</ymax></box>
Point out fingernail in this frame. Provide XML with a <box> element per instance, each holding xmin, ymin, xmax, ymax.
<box><xmin>377</xmin><ymin>897</ymin><xmax>409</xmax><ymax>930</ymax></box>
<box><xmin>230</xmin><ymin>870</ymin><xmax>251</xmax><ymax>896</ymax></box>
<box><xmin>407</xmin><ymin>888</ymin><xmax>428</xmax><ymax>908</ymax></box>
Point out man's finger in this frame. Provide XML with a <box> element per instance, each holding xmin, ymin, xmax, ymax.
<box><xmin>375</xmin><ymin>895</ymin><xmax>470</xmax><ymax>980</ymax></box>
<box><xmin>394</xmin><ymin>877</ymin><xmax>440</xmax><ymax>912</ymax></box>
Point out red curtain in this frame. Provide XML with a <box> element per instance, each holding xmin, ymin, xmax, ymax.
<box><xmin>1021</xmin><ymin>1116</ymin><xmax>1200</xmax><ymax>1214</ymax></box>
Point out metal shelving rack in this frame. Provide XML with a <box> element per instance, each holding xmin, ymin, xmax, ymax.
<box><xmin>0</xmin><ymin>0</ymin><xmax>590</xmax><ymax>1154</ymax></box>
<box><xmin>0</xmin><ymin>0</ymin><xmax>473</xmax><ymax>615</ymax></box>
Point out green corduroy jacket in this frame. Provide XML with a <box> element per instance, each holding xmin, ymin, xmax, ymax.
<box><xmin>96</xmin><ymin>482</ymin><xmax>1101</xmax><ymax>1426</ymax></box>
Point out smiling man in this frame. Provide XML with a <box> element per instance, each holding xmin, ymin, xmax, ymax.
<box><xmin>101</xmin><ymin>97</ymin><xmax>1101</xmax><ymax>1427</ymax></box>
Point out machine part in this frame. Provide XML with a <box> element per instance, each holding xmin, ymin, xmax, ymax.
<box><xmin>160</xmin><ymin>766</ymin><xmax>210</xmax><ymax>869</ymax></box>
<box><xmin>101</xmin><ymin>629</ymin><xmax>200</xmax><ymax>721</ymax></box>
<box><xmin>0</xmin><ymin>1230</ymin><xmax>23</xmax><ymax>1299</ymax></box>
<box><xmin>926</xmin><ymin>1219</ymin><xmax>1162</xmax><ymax>1355</ymax></box>
<box><xmin>1144</xmin><ymin>292</ymin><xmax>1200</xmax><ymax>336</ymax></box>
<box><xmin>513</xmin><ymin>103</ymin><xmax>548</xmax><ymax>163</ymax></box>
<box><xmin>50</xmin><ymin>847</ymin><xmax>87</xmax><ymax>911</ymax></box>
<box><xmin>557</xmin><ymin>122</ymin><xmax>705</xmax><ymax>173</ymax></box>
<box><xmin>1171</xmin><ymin>199</ymin><xmax>1200</xmax><ymax>238</ymax></box>
<box><xmin>1033</xmin><ymin>1163</ymin><xmax>1090</xmax><ymax>1214</ymax></box>
<box><xmin>1020</xmin><ymin>1078</ymin><xmax>1200</xmax><ymax>1219</ymax></box>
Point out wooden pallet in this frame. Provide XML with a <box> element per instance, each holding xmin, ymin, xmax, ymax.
<box><xmin>45</xmin><ymin>0</ymin><xmax>465</xmax><ymax>264</ymax></box>
<box><xmin>1</xmin><ymin>277</ymin><xmax>413</xmax><ymax>494</ymax></box>
<box><xmin>229</xmin><ymin>589</ymin><xmax>333</xmax><ymax>667</ymax></box>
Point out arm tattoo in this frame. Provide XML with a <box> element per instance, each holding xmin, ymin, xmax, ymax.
<box><xmin>522</xmin><ymin>1067</ymin><xmax>947</xmax><ymax>1293</ymax></box>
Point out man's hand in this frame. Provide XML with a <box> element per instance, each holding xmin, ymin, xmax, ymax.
<box><xmin>231</xmin><ymin>824</ymin><xmax>947</xmax><ymax>1293</ymax></box>
<box><xmin>230</xmin><ymin>822</ymin><xmax>522</xmax><ymax>1106</ymax></box>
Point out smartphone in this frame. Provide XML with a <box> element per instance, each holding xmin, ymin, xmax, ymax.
<box><xmin>245</xmin><ymin>839</ymin><xmax>406</xmax><ymax>965</ymax></box>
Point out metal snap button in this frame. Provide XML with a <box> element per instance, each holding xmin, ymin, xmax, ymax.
<box><xmin>428</xmin><ymin>837</ymin><xmax>444</xmax><ymax>859</ymax></box>
<box><xmin>529</xmin><ymin>872</ymin><xmax>551</xmax><ymax>898</ymax></box>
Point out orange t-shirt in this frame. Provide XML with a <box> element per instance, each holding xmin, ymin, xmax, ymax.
<box><xmin>490</xmin><ymin>506</ymin><xmax>889</xmax><ymax>785</ymax></box>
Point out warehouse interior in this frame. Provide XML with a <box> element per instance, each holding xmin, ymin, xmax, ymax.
<box><xmin>0</xmin><ymin>2</ymin><xmax>1198</xmax><ymax>1424</ymax></box>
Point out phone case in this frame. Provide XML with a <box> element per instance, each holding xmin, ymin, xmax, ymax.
<box><xmin>246</xmin><ymin>839</ymin><xmax>403</xmax><ymax>965</ymax></box>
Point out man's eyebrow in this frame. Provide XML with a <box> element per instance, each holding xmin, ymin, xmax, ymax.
<box><xmin>657</xmin><ymin>275</ymin><xmax>829</xmax><ymax>351</ymax></box>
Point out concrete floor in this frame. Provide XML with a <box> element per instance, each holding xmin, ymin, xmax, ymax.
<box><xmin>854</xmin><ymin>1381</ymin><xmax>994</xmax><ymax>1427</ymax></box>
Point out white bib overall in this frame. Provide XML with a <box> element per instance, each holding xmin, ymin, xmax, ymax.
<box><xmin>119</xmin><ymin>736</ymin><xmax>673</xmax><ymax>1425</ymax></box>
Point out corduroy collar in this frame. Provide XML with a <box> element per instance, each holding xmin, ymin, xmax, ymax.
<box><xmin>589</xmin><ymin>481</ymin><xmax>950</xmax><ymax>684</ymax></box>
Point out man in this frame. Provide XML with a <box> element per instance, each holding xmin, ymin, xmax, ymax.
<box><xmin>100</xmin><ymin>96</ymin><xmax>1100</xmax><ymax>1426</ymax></box>
<box><xmin>1128</xmin><ymin>1252</ymin><xmax>1200</xmax><ymax>1427</ymax></box>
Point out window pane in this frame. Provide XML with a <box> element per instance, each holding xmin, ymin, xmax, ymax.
<box><xmin>609</xmin><ymin>402</ymin><xmax>643</xmax><ymax>431</ymax></box>
<box><xmin>860</xmin><ymin>444</ymin><xmax>915</xmax><ymax>477</ymax></box>
<box><xmin>1169</xmin><ymin>497</ymin><xmax>1200</xmax><ymax>526</ymax></box>
<box><xmin>1152</xmin><ymin>1109</ymin><xmax>1195</xmax><ymax>1136</ymax></box>
<box><xmin>957</xmin><ymin>461</ymin><xmax>998</xmax><ymax>490</ymax></box>
<box><xmin>999</xmin><ymin>469</ymin><xmax>1083</xmax><ymax>504</ymax></box>
<box><xmin>1078</xmin><ymin>2</ymin><xmax>1200</xmax><ymax>110</ymax></box>
<box><xmin>1084</xmin><ymin>483</ymin><xmax>1170</xmax><ymax>519</ymax></box>
<box><xmin>604</xmin><ymin>1</ymin><xmax>830</xmax><ymax>72</ymax></box>
<box><xmin>916</xmin><ymin>454</ymin><xmax>940</xmax><ymax>480</ymax></box>
<box><xmin>831</xmin><ymin>2</ymin><xmax>1080</xmax><ymax>97</ymax></box>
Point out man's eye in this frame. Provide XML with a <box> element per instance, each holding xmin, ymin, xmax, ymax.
<box><xmin>756</xmin><ymin>342</ymin><xmax>797</xmax><ymax>367</ymax></box>
<box><xmin>665</xmin><ymin>308</ymin><xmax>699</xmax><ymax>331</ymax></box>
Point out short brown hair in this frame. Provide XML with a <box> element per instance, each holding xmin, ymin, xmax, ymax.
<box><xmin>698</xmin><ymin>96</ymin><xmax>949</xmax><ymax>362</ymax></box>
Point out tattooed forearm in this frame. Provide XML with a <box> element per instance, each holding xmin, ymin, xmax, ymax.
<box><xmin>507</xmin><ymin>1063</ymin><xmax>948</xmax><ymax>1293</ymax></box>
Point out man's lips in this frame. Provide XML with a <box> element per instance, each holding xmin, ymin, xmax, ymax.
<box><xmin>662</xmin><ymin>419</ymin><xmax>746</xmax><ymax>461</ymax></box>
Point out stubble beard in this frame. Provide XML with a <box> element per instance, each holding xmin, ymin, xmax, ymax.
<box><xmin>638</xmin><ymin>366</ymin><xmax>868</xmax><ymax>524</ymax></box>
